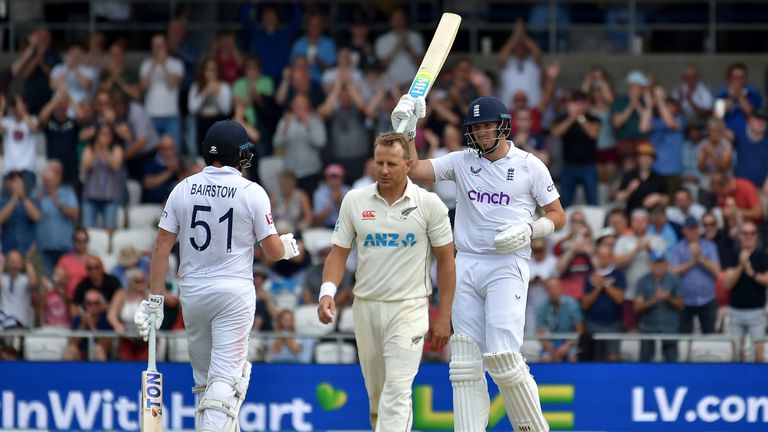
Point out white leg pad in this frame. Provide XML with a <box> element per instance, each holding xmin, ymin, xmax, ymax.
<box><xmin>449</xmin><ymin>334</ymin><xmax>490</xmax><ymax>432</ymax></box>
<box><xmin>484</xmin><ymin>351</ymin><xmax>549</xmax><ymax>432</ymax></box>
<box><xmin>196</xmin><ymin>362</ymin><xmax>252</xmax><ymax>432</ymax></box>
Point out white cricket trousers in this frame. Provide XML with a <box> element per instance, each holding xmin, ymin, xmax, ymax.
<box><xmin>353</xmin><ymin>296</ymin><xmax>429</xmax><ymax>431</ymax></box>
<box><xmin>452</xmin><ymin>252</ymin><xmax>530</xmax><ymax>353</ymax></box>
<box><xmin>180</xmin><ymin>278</ymin><xmax>255</xmax><ymax>389</ymax></box>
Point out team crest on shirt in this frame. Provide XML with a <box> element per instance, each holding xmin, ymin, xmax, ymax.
<box><xmin>400</xmin><ymin>206</ymin><xmax>418</xmax><ymax>220</ymax></box>
<box><xmin>506</xmin><ymin>168</ymin><xmax>515</xmax><ymax>181</ymax></box>
<box><xmin>470</xmin><ymin>166</ymin><xmax>482</xmax><ymax>175</ymax></box>
<box><xmin>361</xmin><ymin>210</ymin><xmax>376</xmax><ymax>220</ymax></box>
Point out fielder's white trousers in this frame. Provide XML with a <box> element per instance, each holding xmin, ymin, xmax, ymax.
<box><xmin>452</xmin><ymin>252</ymin><xmax>530</xmax><ymax>353</ymax></box>
<box><xmin>353</xmin><ymin>296</ymin><xmax>429</xmax><ymax>431</ymax></box>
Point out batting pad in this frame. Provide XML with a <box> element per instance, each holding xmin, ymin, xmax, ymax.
<box><xmin>484</xmin><ymin>351</ymin><xmax>550</xmax><ymax>432</ymax></box>
<box><xmin>449</xmin><ymin>335</ymin><xmax>490</xmax><ymax>431</ymax></box>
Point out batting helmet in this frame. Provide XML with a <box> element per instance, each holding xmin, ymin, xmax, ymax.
<box><xmin>202</xmin><ymin>120</ymin><xmax>254</xmax><ymax>169</ymax></box>
<box><xmin>463</xmin><ymin>96</ymin><xmax>511</xmax><ymax>155</ymax></box>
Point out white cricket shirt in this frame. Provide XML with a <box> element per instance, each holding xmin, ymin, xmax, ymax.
<box><xmin>331</xmin><ymin>179</ymin><xmax>453</xmax><ymax>302</ymax></box>
<box><xmin>431</xmin><ymin>143</ymin><xmax>560</xmax><ymax>258</ymax></box>
<box><xmin>159</xmin><ymin>166</ymin><xmax>277</xmax><ymax>284</ymax></box>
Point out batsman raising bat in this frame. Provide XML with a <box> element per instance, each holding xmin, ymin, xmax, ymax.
<box><xmin>392</xmin><ymin>95</ymin><xmax>566</xmax><ymax>432</ymax></box>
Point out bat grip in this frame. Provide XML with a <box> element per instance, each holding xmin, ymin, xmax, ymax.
<box><xmin>148</xmin><ymin>316</ymin><xmax>157</xmax><ymax>371</ymax></box>
<box><xmin>395</xmin><ymin>115</ymin><xmax>411</xmax><ymax>133</ymax></box>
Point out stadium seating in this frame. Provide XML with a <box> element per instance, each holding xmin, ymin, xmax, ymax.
<box><xmin>126</xmin><ymin>180</ymin><xmax>142</xmax><ymax>206</ymax></box>
<box><xmin>565</xmin><ymin>205</ymin><xmax>607</xmax><ymax>235</ymax></box>
<box><xmin>257</xmin><ymin>156</ymin><xmax>283</xmax><ymax>194</ymax></box>
<box><xmin>86</xmin><ymin>228</ymin><xmax>111</xmax><ymax>256</ymax></box>
<box><xmin>687</xmin><ymin>340</ymin><xmax>735</xmax><ymax>362</ymax></box>
<box><xmin>112</xmin><ymin>228</ymin><xmax>156</xmax><ymax>254</ymax></box>
<box><xmin>337</xmin><ymin>307</ymin><xmax>355</xmax><ymax>333</ymax></box>
<box><xmin>293</xmin><ymin>305</ymin><xmax>335</xmax><ymax>337</ymax></box>
<box><xmin>520</xmin><ymin>339</ymin><xmax>542</xmax><ymax>363</ymax></box>
<box><xmin>127</xmin><ymin>204</ymin><xmax>164</xmax><ymax>229</ymax></box>
<box><xmin>302</xmin><ymin>227</ymin><xmax>333</xmax><ymax>262</ymax></box>
<box><xmin>314</xmin><ymin>341</ymin><xmax>357</xmax><ymax>364</ymax></box>
<box><xmin>23</xmin><ymin>327</ymin><xmax>69</xmax><ymax>361</ymax></box>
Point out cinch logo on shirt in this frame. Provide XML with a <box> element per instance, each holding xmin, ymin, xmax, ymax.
<box><xmin>362</xmin><ymin>233</ymin><xmax>417</xmax><ymax>248</ymax></box>
<box><xmin>467</xmin><ymin>189</ymin><xmax>511</xmax><ymax>206</ymax></box>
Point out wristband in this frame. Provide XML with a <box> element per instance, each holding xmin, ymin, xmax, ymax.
<box><xmin>530</xmin><ymin>217</ymin><xmax>555</xmax><ymax>239</ymax></box>
<box><xmin>319</xmin><ymin>281</ymin><xmax>337</xmax><ymax>301</ymax></box>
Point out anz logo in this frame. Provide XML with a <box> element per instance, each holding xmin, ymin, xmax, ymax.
<box><xmin>363</xmin><ymin>232</ymin><xmax>417</xmax><ymax>248</ymax></box>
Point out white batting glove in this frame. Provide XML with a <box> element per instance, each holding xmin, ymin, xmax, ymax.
<box><xmin>134</xmin><ymin>294</ymin><xmax>164</xmax><ymax>341</ymax></box>
<box><xmin>493</xmin><ymin>223</ymin><xmax>533</xmax><ymax>253</ymax></box>
<box><xmin>280</xmin><ymin>233</ymin><xmax>300</xmax><ymax>260</ymax></box>
<box><xmin>391</xmin><ymin>95</ymin><xmax>426</xmax><ymax>140</ymax></box>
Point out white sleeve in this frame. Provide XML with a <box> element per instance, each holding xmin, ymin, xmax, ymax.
<box><xmin>528</xmin><ymin>155</ymin><xmax>560</xmax><ymax>207</ymax></box>
<box><xmin>330</xmin><ymin>193</ymin><xmax>356</xmax><ymax>249</ymax></box>
<box><xmin>139</xmin><ymin>59</ymin><xmax>151</xmax><ymax>78</ymax></box>
<box><xmin>250</xmin><ymin>185</ymin><xmax>278</xmax><ymax>242</ymax></box>
<box><xmin>430</xmin><ymin>151</ymin><xmax>460</xmax><ymax>182</ymax></box>
<box><xmin>158</xmin><ymin>183</ymin><xmax>182</xmax><ymax>234</ymax></box>
<box><xmin>216</xmin><ymin>84</ymin><xmax>232</xmax><ymax>115</ymax></box>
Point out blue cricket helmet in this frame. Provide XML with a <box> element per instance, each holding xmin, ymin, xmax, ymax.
<box><xmin>202</xmin><ymin>120</ymin><xmax>254</xmax><ymax>169</ymax></box>
<box><xmin>463</xmin><ymin>96</ymin><xmax>511</xmax><ymax>155</ymax></box>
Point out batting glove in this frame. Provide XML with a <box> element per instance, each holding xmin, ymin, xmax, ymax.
<box><xmin>391</xmin><ymin>95</ymin><xmax>426</xmax><ymax>140</ymax></box>
<box><xmin>134</xmin><ymin>294</ymin><xmax>164</xmax><ymax>341</ymax></box>
<box><xmin>493</xmin><ymin>223</ymin><xmax>533</xmax><ymax>253</ymax></box>
<box><xmin>280</xmin><ymin>233</ymin><xmax>300</xmax><ymax>260</ymax></box>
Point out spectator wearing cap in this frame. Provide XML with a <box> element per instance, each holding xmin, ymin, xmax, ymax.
<box><xmin>611</xmin><ymin>70</ymin><xmax>651</xmax><ymax>157</ymax></box>
<box><xmin>551</xmin><ymin>90</ymin><xmax>601</xmax><ymax>207</ymax></box>
<box><xmin>313</xmin><ymin>164</ymin><xmax>350</xmax><ymax>229</ymax></box>
<box><xmin>0</xmin><ymin>172</ymin><xmax>41</xmax><ymax>255</ymax></box>
<box><xmin>666</xmin><ymin>188</ymin><xmax>706</xmax><ymax>228</ymax></box>
<box><xmin>536</xmin><ymin>278</ymin><xmax>583</xmax><ymax>362</ymax></box>
<box><xmin>647</xmin><ymin>204</ymin><xmax>678</xmax><ymax>252</ymax></box>
<box><xmin>711</xmin><ymin>171</ymin><xmax>764</xmax><ymax>225</ymax></box>
<box><xmin>615</xmin><ymin>142</ymin><xmax>669</xmax><ymax>214</ymax></box>
<box><xmin>110</xmin><ymin>245</ymin><xmax>150</xmax><ymax>289</ymax></box>
<box><xmin>640</xmin><ymin>85</ymin><xmax>686</xmax><ymax>194</ymax></box>
<box><xmin>670</xmin><ymin>66</ymin><xmax>713</xmax><ymax>125</ymax></box>
<box><xmin>272</xmin><ymin>93</ymin><xmax>327</xmax><ymax>195</ymax></box>
<box><xmin>715</xmin><ymin>63</ymin><xmax>763</xmax><ymax>135</ymax></box>
<box><xmin>635</xmin><ymin>251</ymin><xmax>684</xmax><ymax>361</ymax></box>
<box><xmin>35</xmin><ymin>160</ymin><xmax>79</xmax><ymax>277</ymax></box>
<box><xmin>669</xmin><ymin>216</ymin><xmax>721</xmax><ymax>334</ymax></box>
<box><xmin>582</xmin><ymin>243</ymin><xmax>626</xmax><ymax>361</ymax></box>
<box><xmin>723</xmin><ymin>221</ymin><xmax>768</xmax><ymax>362</ymax></box>
<box><xmin>732</xmin><ymin>110</ymin><xmax>768</xmax><ymax>189</ymax></box>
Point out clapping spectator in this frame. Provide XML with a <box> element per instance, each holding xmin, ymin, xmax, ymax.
<box><xmin>611</xmin><ymin>70</ymin><xmax>651</xmax><ymax>157</ymax></box>
<box><xmin>711</xmin><ymin>172</ymin><xmax>764</xmax><ymax>225</ymax></box>
<box><xmin>375</xmin><ymin>8</ymin><xmax>424</xmax><ymax>87</ymax></box>
<box><xmin>615</xmin><ymin>142</ymin><xmax>668</xmax><ymax>213</ymax></box>
<box><xmin>108</xmin><ymin>268</ymin><xmax>149</xmax><ymax>360</ymax></box>
<box><xmin>321</xmin><ymin>46</ymin><xmax>364</xmax><ymax>93</ymax></box>
<box><xmin>272</xmin><ymin>93</ymin><xmax>327</xmax><ymax>194</ymax></box>
<box><xmin>270</xmin><ymin>171</ymin><xmax>313</xmax><ymax>232</ymax></box>
<box><xmin>716</xmin><ymin>63</ymin><xmax>762</xmax><ymax>134</ymax></box>
<box><xmin>40</xmin><ymin>266</ymin><xmax>72</xmax><ymax>328</ymax></box>
<box><xmin>113</xmin><ymin>90</ymin><xmax>160</xmax><ymax>180</ymax></box>
<box><xmin>79</xmin><ymin>89</ymin><xmax>133</xmax><ymax>147</ymax></box>
<box><xmin>0</xmin><ymin>172</ymin><xmax>41</xmax><ymax>255</ymax></box>
<box><xmin>142</xmin><ymin>135</ymin><xmax>185</xmax><ymax>203</ymax></box>
<box><xmin>0</xmin><ymin>249</ymin><xmax>39</xmax><ymax>329</ymax></box>
<box><xmin>554</xmin><ymin>218</ymin><xmax>595</xmax><ymax>300</ymax></box>
<box><xmin>497</xmin><ymin>19</ymin><xmax>543</xmax><ymax>110</ymax></box>
<box><xmin>583</xmin><ymin>67</ymin><xmax>618</xmax><ymax>183</ymax></box>
<box><xmin>99</xmin><ymin>41</ymin><xmax>140</xmax><ymax>101</ymax></box>
<box><xmin>634</xmin><ymin>251</ymin><xmax>684</xmax><ymax>361</ymax></box>
<box><xmin>188</xmin><ymin>57</ymin><xmax>232</xmax><ymax>155</ymax></box>
<box><xmin>110</xmin><ymin>245</ymin><xmax>150</xmax><ymax>289</ymax></box>
<box><xmin>701</xmin><ymin>211</ymin><xmax>736</xmax><ymax>269</ymax></box>
<box><xmin>302</xmin><ymin>243</ymin><xmax>353</xmax><ymax>310</ymax></box>
<box><xmin>275</xmin><ymin>58</ymin><xmax>325</xmax><ymax>108</ymax></box>
<box><xmin>55</xmin><ymin>228</ymin><xmax>90</xmax><ymax>299</ymax></box>
<box><xmin>63</xmin><ymin>288</ymin><xmax>112</xmax><ymax>361</ymax></box>
<box><xmin>647</xmin><ymin>205</ymin><xmax>678</xmax><ymax>252</ymax></box>
<box><xmin>139</xmin><ymin>34</ymin><xmax>184</xmax><ymax>146</ymax></box>
<box><xmin>50</xmin><ymin>43</ymin><xmax>97</xmax><ymax>104</ymax></box>
<box><xmin>733</xmin><ymin>110</ymin><xmax>768</xmax><ymax>189</ymax></box>
<box><xmin>582</xmin><ymin>244</ymin><xmax>626</xmax><ymax>361</ymax></box>
<box><xmin>536</xmin><ymin>278</ymin><xmax>584</xmax><ymax>362</ymax></box>
<box><xmin>80</xmin><ymin>125</ymin><xmax>124</xmax><ymax>230</ymax></box>
<box><xmin>512</xmin><ymin>108</ymin><xmax>549</xmax><ymax>165</ymax></box>
<box><xmin>267</xmin><ymin>309</ymin><xmax>313</xmax><ymax>363</ymax></box>
<box><xmin>35</xmin><ymin>161</ymin><xmax>79</xmax><ymax>277</ymax></box>
<box><xmin>697</xmin><ymin>118</ymin><xmax>732</xmax><ymax>204</ymax></box>
<box><xmin>348</xmin><ymin>19</ymin><xmax>377</xmax><ymax>72</ymax></box>
<box><xmin>526</xmin><ymin>238</ymin><xmax>558</xmax><ymax>335</ymax></box>
<box><xmin>12</xmin><ymin>27</ymin><xmax>60</xmax><ymax>114</ymax></box>
<box><xmin>640</xmin><ymin>86</ymin><xmax>686</xmax><ymax>193</ymax></box>
<box><xmin>213</xmin><ymin>31</ymin><xmax>243</xmax><ymax>84</ymax></box>
<box><xmin>671</xmin><ymin>66</ymin><xmax>713</xmax><ymax>125</ymax></box>
<box><xmin>0</xmin><ymin>94</ymin><xmax>40</xmax><ymax>190</ymax></box>
<box><xmin>72</xmin><ymin>256</ymin><xmax>122</xmax><ymax>319</ymax></box>
<box><xmin>38</xmin><ymin>91</ymin><xmax>83</xmax><ymax>187</ymax></box>
<box><xmin>290</xmin><ymin>12</ymin><xmax>336</xmax><ymax>84</ymax></box>
<box><xmin>239</xmin><ymin>1</ymin><xmax>303</xmax><ymax>84</ymax></box>
<box><xmin>85</xmin><ymin>32</ymin><xmax>107</xmax><ymax>76</ymax></box>
<box><xmin>233</xmin><ymin>55</ymin><xmax>275</xmax><ymax>148</ymax></box>
<box><xmin>313</xmin><ymin>164</ymin><xmax>350</xmax><ymax>229</ymax></box>
<box><xmin>666</xmin><ymin>188</ymin><xmax>706</xmax><ymax>227</ymax></box>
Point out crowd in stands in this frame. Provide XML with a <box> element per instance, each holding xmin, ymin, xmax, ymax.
<box><xmin>0</xmin><ymin>4</ymin><xmax>767</xmax><ymax>364</ymax></box>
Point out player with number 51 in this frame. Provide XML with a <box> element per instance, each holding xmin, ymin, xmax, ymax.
<box><xmin>134</xmin><ymin>120</ymin><xmax>299</xmax><ymax>432</ymax></box>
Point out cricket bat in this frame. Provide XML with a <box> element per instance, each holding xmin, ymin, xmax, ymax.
<box><xmin>141</xmin><ymin>319</ymin><xmax>163</xmax><ymax>431</ymax></box>
<box><xmin>396</xmin><ymin>12</ymin><xmax>462</xmax><ymax>132</ymax></box>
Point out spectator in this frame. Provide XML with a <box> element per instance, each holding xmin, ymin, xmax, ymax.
<box><xmin>166</xmin><ymin>18</ymin><xmax>200</xmax><ymax>121</ymax></box>
<box><xmin>526</xmin><ymin>238</ymin><xmax>558</xmax><ymax>336</ymax></box>
<box><xmin>110</xmin><ymin>245</ymin><xmax>150</xmax><ymax>289</ymax></box>
<box><xmin>733</xmin><ymin>110</ymin><xmax>768</xmax><ymax>189</ymax></box>
<box><xmin>723</xmin><ymin>221</ymin><xmax>768</xmax><ymax>362</ymax></box>
<box><xmin>647</xmin><ymin>205</ymin><xmax>678</xmax><ymax>252</ymax></box>
<box><xmin>697</xmin><ymin>118</ymin><xmax>733</xmax><ymax>204</ymax></box>
<box><xmin>35</xmin><ymin>161</ymin><xmax>79</xmax><ymax>277</ymax></box>
<box><xmin>536</xmin><ymin>278</ymin><xmax>584</xmax><ymax>362</ymax></box>
<box><xmin>49</xmin><ymin>43</ymin><xmax>97</xmax><ymax>104</ymax></box>
<box><xmin>552</xmin><ymin>90</ymin><xmax>601</xmax><ymax>207</ymax></box>
<box><xmin>0</xmin><ymin>172</ymin><xmax>41</xmax><ymax>255</ymax></box>
<box><xmin>239</xmin><ymin>1</ymin><xmax>303</xmax><ymax>84</ymax></box>
<box><xmin>38</xmin><ymin>92</ymin><xmax>82</xmax><ymax>188</ymax></box>
<box><xmin>0</xmin><ymin>249</ymin><xmax>38</xmax><ymax>328</ymax></box>
<box><xmin>583</xmin><ymin>67</ymin><xmax>618</xmax><ymax>184</ymax></box>
<box><xmin>640</xmin><ymin>86</ymin><xmax>686</xmax><ymax>193</ymax></box>
<box><xmin>444</xmin><ymin>57</ymin><xmax>493</xmax><ymax>112</ymax></box>
<box><xmin>554</xmin><ymin>217</ymin><xmax>595</xmax><ymax>299</ymax></box>
<box><xmin>40</xmin><ymin>266</ymin><xmax>71</xmax><ymax>328</ymax></box>
<box><xmin>711</xmin><ymin>172</ymin><xmax>764</xmax><ymax>225</ymax></box>
<box><xmin>11</xmin><ymin>27</ymin><xmax>60</xmax><ymax>114</ymax></box>
<box><xmin>512</xmin><ymin>108</ymin><xmax>549</xmax><ymax>165</ymax></box>
<box><xmin>716</xmin><ymin>63</ymin><xmax>762</xmax><ymax>134</ymax></box>
<box><xmin>113</xmin><ymin>90</ymin><xmax>160</xmax><ymax>180</ymax></box>
<box><xmin>79</xmin><ymin>89</ymin><xmax>133</xmax><ymax>148</ymax></box>
<box><xmin>233</xmin><ymin>55</ymin><xmax>276</xmax><ymax>148</ymax></box>
<box><xmin>275</xmin><ymin>57</ymin><xmax>326</xmax><ymax>108</ymax></box>
<box><xmin>266</xmin><ymin>309</ymin><xmax>313</xmax><ymax>363</ymax></box>
<box><xmin>496</xmin><ymin>19</ymin><xmax>542</xmax><ymax>109</ymax></box>
<box><xmin>72</xmin><ymin>256</ymin><xmax>122</xmax><ymax>318</ymax></box>
<box><xmin>611</xmin><ymin>70</ymin><xmax>651</xmax><ymax>157</ymax></box>
<box><xmin>55</xmin><ymin>228</ymin><xmax>90</xmax><ymax>298</ymax></box>
<box><xmin>63</xmin><ymin>288</ymin><xmax>112</xmax><ymax>361</ymax></box>
<box><xmin>352</xmin><ymin>158</ymin><xmax>376</xmax><ymax>190</ymax></box>
<box><xmin>614</xmin><ymin>208</ymin><xmax>667</xmax><ymax>331</ymax></box>
<box><xmin>615</xmin><ymin>142</ymin><xmax>668</xmax><ymax>213</ymax></box>
<box><xmin>107</xmin><ymin>268</ymin><xmax>149</xmax><ymax>360</ymax></box>
<box><xmin>582</xmin><ymin>243</ymin><xmax>626</xmax><ymax>361</ymax></box>
<box><xmin>318</xmin><ymin>69</ymin><xmax>370</xmax><ymax>183</ymax></box>
<box><xmin>272</xmin><ymin>93</ymin><xmax>327</xmax><ymax>194</ymax></box>
<box><xmin>139</xmin><ymin>34</ymin><xmax>184</xmax><ymax>145</ymax></box>
<box><xmin>0</xmin><ymin>95</ymin><xmax>40</xmax><ymax>191</ymax></box>
<box><xmin>606</xmin><ymin>207</ymin><xmax>632</xmax><ymax>237</ymax></box>
<box><xmin>596</xmin><ymin>227</ymin><xmax>618</xmax><ymax>249</ymax></box>
<box><xmin>290</xmin><ymin>12</ymin><xmax>336</xmax><ymax>84</ymax></box>
<box><xmin>348</xmin><ymin>19</ymin><xmax>377</xmax><ymax>72</ymax></box>
<box><xmin>213</xmin><ymin>31</ymin><xmax>243</xmax><ymax>84</ymax></box>
<box><xmin>84</xmin><ymin>32</ymin><xmax>107</xmax><ymax>76</ymax></box>
<box><xmin>670</xmin><ymin>66</ymin><xmax>713</xmax><ymax>125</ymax></box>
<box><xmin>313</xmin><ymin>164</ymin><xmax>350</xmax><ymax>229</ymax></box>
<box><xmin>634</xmin><ymin>251</ymin><xmax>684</xmax><ymax>361</ymax></box>
<box><xmin>666</xmin><ymin>188</ymin><xmax>706</xmax><ymax>227</ymax></box>
<box><xmin>701</xmin><ymin>211</ymin><xmax>736</xmax><ymax>268</ymax></box>
<box><xmin>141</xmin><ymin>135</ymin><xmax>185</xmax><ymax>203</ymax></box>
<box><xmin>302</xmin><ymin>243</ymin><xmax>353</xmax><ymax>309</ymax></box>
<box><xmin>80</xmin><ymin>125</ymin><xmax>124</xmax><ymax>230</ymax></box>
<box><xmin>270</xmin><ymin>171</ymin><xmax>313</xmax><ymax>231</ymax></box>
<box><xmin>375</xmin><ymin>8</ymin><xmax>424</xmax><ymax>87</ymax></box>
<box><xmin>188</xmin><ymin>57</ymin><xmax>232</xmax><ymax>155</ymax></box>
<box><xmin>98</xmin><ymin>41</ymin><xmax>140</xmax><ymax>101</ymax></box>
<box><xmin>321</xmin><ymin>46</ymin><xmax>364</xmax><ymax>93</ymax></box>
<box><xmin>669</xmin><ymin>216</ymin><xmax>721</xmax><ymax>334</ymax></box>
<box><xmin>262</xmin><ymin>221</ymin><xmax>311</xmax><ymax>311</ymax></box>
<box><xmin>253</xmin><ymin>264</ymin><xmax>277</xmax><ymax>332</ymax></box>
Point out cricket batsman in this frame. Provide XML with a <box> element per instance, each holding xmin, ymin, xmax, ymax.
<box><xmin>317</xmin><ymin>132</ymin><xmax>456</xmax><ymax>431</ymax></box>
<box><xmin>392</xmin><ymin>95</ymin><xmax>566</xmax><ymax>432</ymax></box>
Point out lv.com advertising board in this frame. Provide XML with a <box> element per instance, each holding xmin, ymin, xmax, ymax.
<box><xmin>0</xmin><ymin>362</ymin><xmax>766</xmax><ymax>431</ymax></box>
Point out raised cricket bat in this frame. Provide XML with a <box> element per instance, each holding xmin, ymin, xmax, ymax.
<box><xmin>141</xmin><ymin>320</ymin><xmax>163</xmax><ymax>431</ymax></box>
<box><xmin>396</xmin><ymin>12</ymin><xmax>462</xmax><ymax>132</ymax></box>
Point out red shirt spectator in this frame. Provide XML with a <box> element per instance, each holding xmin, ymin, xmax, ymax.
<box><xmin>55</xmin><ymin>228</ymin><xmax>91</xmax><ymax>297</ymax></box>
<box><xmin>713</xmin><ymin>173</ymin><xmax>764</xmax><ymax>224</ymax></box>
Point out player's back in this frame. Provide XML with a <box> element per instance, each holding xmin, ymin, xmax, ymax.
<box><xmin>159</xmin><ymin>166</ymin><xmax>276</xmax><ymax>285</ymax></box>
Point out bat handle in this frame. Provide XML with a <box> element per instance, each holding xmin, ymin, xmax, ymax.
<box><xmin>395</xmin><ymin>115</ymin><xmax>411</xmax><ymax>133</ymax></box>
<box><xmin>148</xmin><ymin>316</ymin><xmax>157</xmax><ymax>371</ymax></box>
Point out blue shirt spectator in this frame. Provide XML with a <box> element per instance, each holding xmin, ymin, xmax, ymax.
<box><xmin>715</xmin><ymin>63</ymin><xmax>762</xmax><ymax>134</ymax></box>
<box><xmin>0</xmin><ymin>173</ymin><xmax>41</xmax><ymax>255</ymax></box>
<box><xmin>635</xmin><ymin>253</ymin><xmax>684</xmax><ymax>362</ymax></box>
<box><xmin>650</xmin><ymin>113</ymin><xmax>686</xmax><ymax>176</ymax></box>
<box><xmin>289</xmin><ymin>14</ymin><xmax>336</xmax><ymax>84</ymax></box>
<box><xmin>733</xmin><ymin>112</ymin><xmax>768</xmax><ymax>189</ymax></box>
<box><xmin>312</xmin><ymin>164</ymin><xmax>350</xmax><ymax>229</ymax></box>
<box><xmin>240</xmin><ymin>2</ymin><xmax>303</xmax><ymax>84</ymax></box>
<box><xmin>35</xmin><ymin>162</ymin><xmax>79</xmax><ymax>277</ymax></box>
<box><xmin>536</xmin><ymin>279</ymin><xmax>583</xmax><ymax>362</ymax></box>
<box><xmin>647</xmin><ymin>205</ymin><xmax>678</xmax><ymax>252</ymax></box>
<box><xmin>583</xmin><ymin>268</ymin><xmax>626</xmax><ymax>324</ymax></box>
